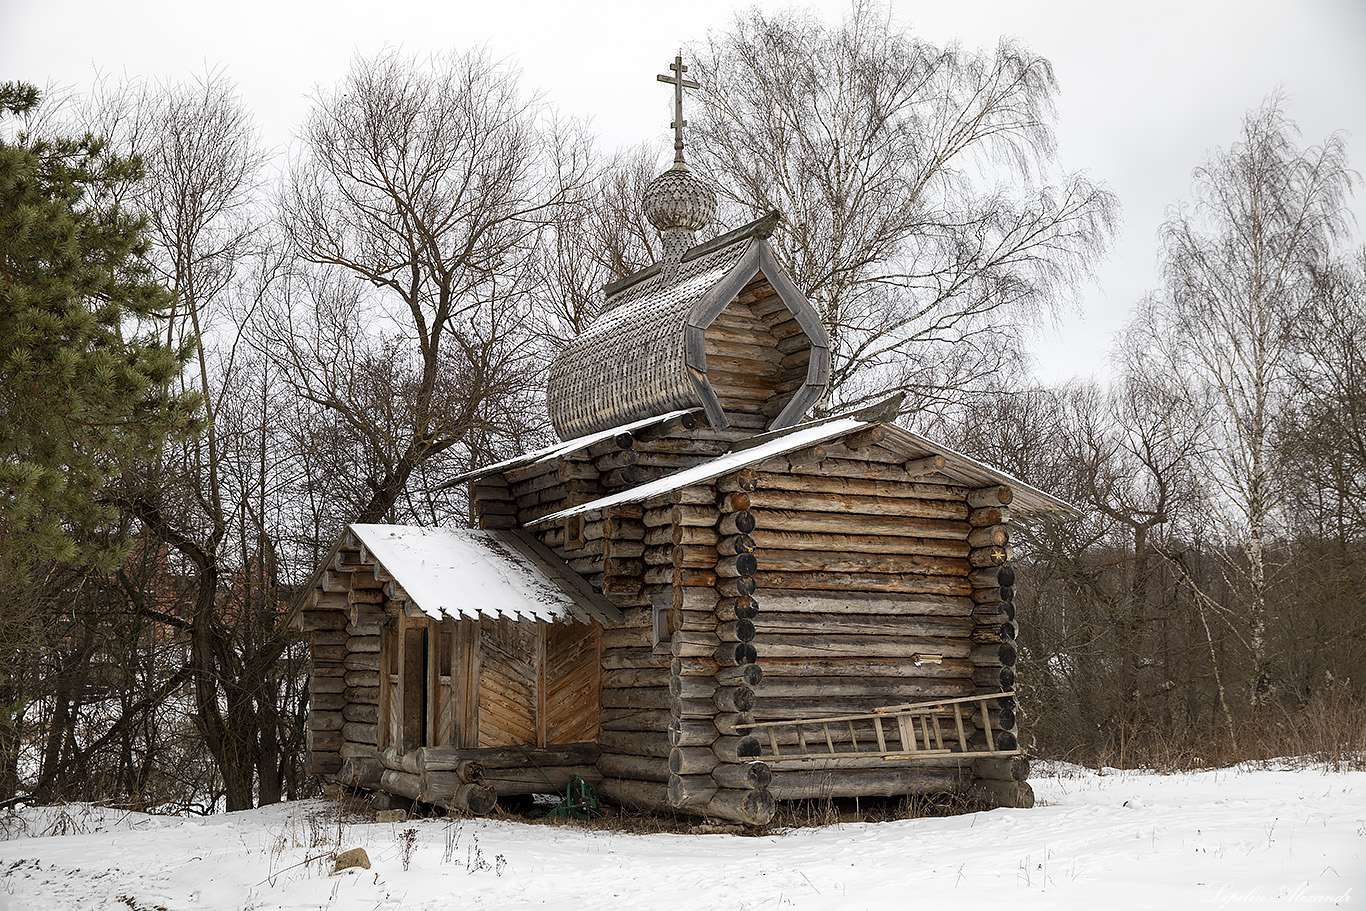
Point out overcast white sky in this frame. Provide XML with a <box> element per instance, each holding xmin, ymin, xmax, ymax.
<box><xmin>3</xmin><ymin>0</ymin><xmax>1363</xmax><ymax>383</ymax></box>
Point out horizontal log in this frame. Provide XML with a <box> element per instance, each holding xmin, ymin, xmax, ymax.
<box><xmin>759</xmin><ymin>656</ymin><xmax>972</xmax><ymax>679</ymax></box>
<box><xmin>668</xmin><ymin>525</ymin><xmax>718</xmax><ymax>547</ymax></box>
<box><xmin>594</xmin><ymin>449</ymin><xmax>638</xmax><ymax>471</ymax></box>
<box><xmin>415</xmin><ymin>751</ymin><xmax>485</xmax><ymax>782</ymax></box>
<box><xmin>753</xmin><ymin>570</ymin><xmax>970</xmax><ymax>597</ymax></box>
<box><xmin>346</xmin><ymin>636</ymin><xmax>381</xmax><ymax>653</ymax></box>
<box><xmin>338</xmin><ymin>755</ymin><xmax>383</xmax><ymax>788</ymax></box>
<box><xmin>343</xmin><ymin>652</ymin><xmax>381</xmax><ymax>672</ymax></box>
<box><xmin>750</xmin><ymin>529</ymin><xmax>969</xmax><ymax>558</ymax></box>
<box><xmin>481</xmin><ymin>765</ymin><xmax>602</xmax><ymax>796</ymax></box>
<box><xmin>716</xmin><ymin>468</ymin><xmax>760</xmax><ymax>492</ymax></box>
<box><xmin>600</xmin><ymin>648</ymin><xmax>667</xmax><ymax>671</ymax></box>
<box><xmin>310</xmin><ymin>643</ymin><xmax>347</xmax><ymax>664</ymax></box>
<box><xmin>310</xmin><ymin>675</ymin><xmax>347</xmax><ymax>694</ymax></box>
<box><xmin>754</xmin><ymin>677</ymin><xmax>974</xmax><ymax>702</ymax></box>
<box><xmin>715</xmin><ymin>553</ymin><xmax>759</xmax><ymax>578</ymax></box>
<box><xmin>597</xmin><ymin>729</ymin><xmax>670</xmax><ymax>758</ymax></box>
<box><xmin>716</xmin><ymin>663</ymin><xmax>763</xmax><ymax>687</ymax></box>
<box><xmin>712</xmin><ymin>735</ymin><xmax>763</xmax><ymax>763</ymax></box>
<box><xmin>309</xmin><ymin>711</ymin><xmax>345</xmax><ymax>732</ymax></box>
<box><xmin>310</xmin><ymin>752</ymin><xmax>343</xmax><ymax>777</ymax></box>
<box><xmin>447</xmin><ymin>782</ymin><xmax>499</xmax><ymax>815</ymax></box>
<box><xmin>716</xmin><ymin>576</ymin><xmax>757</xmax><ymax>598</ymax></box>
<box><xmin>967</xmin><ymin>525</ymin><xmax>1010</xmax><ymax>548</ymax></box>
<box><xmin>752</xmin><ymin>691</ymin><xmax>971</xmax><ymax>720</ymax></box>
<box><xmin>968</xmin><ymin>566</ymin><xmax>1016</xmax><ymax>588</ymax></box>
<box><xmin>670</xmin><ymin>675</ymin><xmax>718</xmax><ymax>699</ymax></box>
<box><xmin>968</xmin><ymin>506</ymin><xmax>1010</xmax><ymax>527</ymax></box>
<box><xmin>673</xmin><ymin>504</ymin><xmax>720</xmax><ymax>527</ymax></box>
<box><xmin>768</xmin><ymin>767</ymin><xmax>963</xmax><ymax>800</ymax></box>
<box><xmin>718</xmin><ymin>511</ymin><xmax>757</xmax><ymax>535</ymax></box>
<box><xmin>714</xmin><ymin>685</ymin><xmax>756</xmax><ymax>713</ymax></box>
<box><xmin>670</xmin><ymin>747</ymin><xmax>719</xmax><ymax>775</ymax></box>
<box><xmin>718</xmin><ymin>534</ymin><xmax>756</xmax><ymax>557</ymax></box>
<box><xmin>969</xmin><ymin>643</ymin><xmax>1014</xmax><ymax>667</ymax></box>
<box><xmin>667</xmin><ymin>774</ymin><xmax>718</xmax><ymax>809</ymax></box>
<box><xmin>972</xmin><ymin>756</ymin><xmax>1030</xmax><ymax>782</ymax></box>
<box><xmin>753</xmin><ymin>470</ymin><xmax>967</xmax><ymax>502</ymax></box>
<box><xmin>342</xmin><ymin>703</ymin><xmax>377</xmax><ymax>724</ymax></box>
<box><xmin>379</xmin><ymin>768</ymin><xmax>422</xmax><ymax>800</ymax></box>
<box><xmin>599</xmin><ymin>708</ymin><xmax>672</xmax><ymax>732</ymax></box>
<box><xmin>967</xmin><ymin>486</ymin><xmax>1014</xmax><ymax>508</ymax></box>
<box><xmin>716</xmin><ymin>596</ymin><xmax>759</xmax><ymax>622</ymax></box>
<box><xmin>670</xmin><ymin>486</ymin><xmax>718</xmax><ymax>506</ymax></box>
<box><xmin>308</xmin><ymin>729</ymin><xmax>343</xmax><ymax>753</ymax></box>
<box><xmin>379</xmin><ymin>745</ymin><xmax>419</xmax><ymax>774</ymax></box>
<box><xmin>426</xmin><ymin>742</ymin><xmax>600</xmax><ymax>770</ymax></box>
<box><xmin>668</xmin><ymin>717</ymin><xmax>720</xmax><ymax>748</ymax></box>
<box><xmin>595</xmin><ymin>778</ymin><xmax>672</xmax><ymax>814</ymax></box>
<box><xmin>760</xmin><ymin>509</ymin><xmax>970</xmax><ymax>540</ymax></box>
<box><xmin>602</xmin><ymin>685</ymin><xmax>671</xmax><ymax>710</ymax></box>
<box><xmin>758</xmin><ymin>550</ymin><xmax>970</xmax><ymax>576</ymax></box>
<box><xmin>711</xmin><ymin>761</ymin><xmax>772</xmax><ymax>790</ymax></box>
<box><xmin>601</xmin><ymin>625</ymin><xmax>651</xmax><ymax>650</ymax></box>
<box><xmin>968</xmin><ymin>546</ymin><xmax>1013</xmax><ymax>567</ymax></box>
<box><xmin>299</xmin><ymin>610</ymin><xmax>349</xmax><ymax>632</ymax></box>
<box><xmin>310</xmin><ymin>630</ymin><xmax>348</xmax><ymax>648</ymax></box>
<box><xmin>716</xmin><ymin>642</ymin><xmax>758</xmax><ymax>666</ymax></box>
<box><xmin>603</xmin><ymin>666</ymin><xmax>669</xmax><ymax>689</ymax></box>
<box><xmin>716</xmin><ymin>619</ymin><xmax>756</xmax><ymax>643</ymax></box>
<box><xmin>671</xmin><ymin>630</ymin><xmax>721</xmax><ymax>658</ymax></box>
<box><xmin>598</xmin><ymin>752</ymin><xmax>670</xmax><ymax>783</ymax></box>
<box><xmin>717</xmin><ymin>491</ymin><xmax>752</xmax><ymax>513</ymax></box>
<box><xmin>670</xmin><ymin>656</ymin><xmax>719</xmax><ymax>678</ymax></box>
<box><xmin>756</xmin><ymin>590</ymin><xmax>973</xmax><ymax>617</ymax></box>
<box><xmin>754</xmin><ymin>613</ymin><xmax>973</xmax><ymax>638</ymax></box>
<box><xmin>972</xmin><ymin>779</ymin><xmax>1035</xmax><ymax>809</ymax></box>
<box><xmin>754</xmin><ymin>489</ymin><xmax>969</xmax><ymax>520</ymax></box>
<box><xmin>704</xmin><ymin>788</ymin><xmax>774</xmax><ymax>826</ymax></box>
<box><xmin>602</xmin><ymin>466</ymin><xmax>638</xmax><ymax>487</ymax></box>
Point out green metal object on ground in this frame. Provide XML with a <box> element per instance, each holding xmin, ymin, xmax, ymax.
<box><xmin>545</xmin><ymin>776</ymin><xmax>598</xmax><ymax>819</ymax></box>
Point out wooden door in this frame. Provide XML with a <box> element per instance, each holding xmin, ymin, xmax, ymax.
<box><xmin>476</xmin><ymin>618</ymin><xmax>539</xmax><ymax>747</ymax></box>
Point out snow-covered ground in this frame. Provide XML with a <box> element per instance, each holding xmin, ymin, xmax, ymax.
<box><xmin>0</xmin><ymin>762</ymin><xmax>1361</xmax><ymax>910</ymax></box>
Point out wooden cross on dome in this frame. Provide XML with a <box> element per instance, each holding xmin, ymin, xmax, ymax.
<box><xmin>657</xmin><ymin>53</ymin><xmax>699</xmax><ymax>166</ymax></box>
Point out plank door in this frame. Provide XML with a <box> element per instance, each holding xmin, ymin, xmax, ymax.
<box><xmin>544</xmin><ymin>622</ymin><xmax>601</xmax><ymax>744</ymax></box>
<box><xmin>476</xmin><ymin>618</ymin><xmax>539</xmax><ymax>747</ymax></box>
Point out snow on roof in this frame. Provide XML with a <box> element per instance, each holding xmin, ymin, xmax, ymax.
<box><xmin>443</xmin><ymin>409</ymin><xmax>696</xmax><ymax>487</ymax></box>
<box><xmin>527</xmin><ymin>411</ymin><xmax>1078</xmax><ymax>527</ymax></box>
<box><xmin>349</xmin><ymin>524</ymin><xmax>621</xmax><ymax>625</ymax></box>
<box><xmin>527</xmin><ymin>417</ymin><xmax>869</xmax><ymax>526</ymax></box>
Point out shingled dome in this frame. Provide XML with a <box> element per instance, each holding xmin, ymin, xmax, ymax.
<box><xmin>546</xmin><ymin>213</ymin><xmax>831</xmax><ymax>440</ymax></box>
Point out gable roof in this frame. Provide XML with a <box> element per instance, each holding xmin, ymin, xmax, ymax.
<box><xmin>442</xmin><ymin>409</ymin><xmax>697</xmax><ymax>488</ymax></box>
<box><xmin>545</xmin><ymin>212</ymin><xmax>830</xmax><ymax>439</ymax></box>
<box><xmin>349</xmin><ymin>524</ymin><xmax>623</xmax><ymax>625</ymax></box>
<box><xmin>525</xmin><ymin>406</ymin><xmax>1077</xmax><ymax>527</ymax></box>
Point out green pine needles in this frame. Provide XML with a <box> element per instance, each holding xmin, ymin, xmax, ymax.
<box><xmin>0</xmin><ymin>82</ymin><xmax>200</xmax><ymax>576</ymax></box>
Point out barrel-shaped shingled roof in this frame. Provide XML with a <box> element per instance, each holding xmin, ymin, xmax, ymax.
<box><xmin>546</xmin><ymin>214</ymin><xmax>830</xmax><ymax>440</ymax></box>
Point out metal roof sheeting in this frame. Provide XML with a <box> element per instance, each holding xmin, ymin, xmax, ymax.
<box><xmin>348</xmin><ymin>524</ymin><xmax>622</xmax><ymax>625</ymax></box>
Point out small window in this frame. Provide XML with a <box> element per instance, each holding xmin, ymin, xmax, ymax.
<box><xmin>439</xmin><ymin>623</ymin><xmax>453</xmax><ymax>678</ymax></box>
<box><xmin>565</xmin><ymin>515</ymin><xmax>585</xmax><ymax>551</ymax></box>
<box><xmin>652</xmin><ymin>594</ymin><xmax>679</xmax><ymax>653</ymax></box>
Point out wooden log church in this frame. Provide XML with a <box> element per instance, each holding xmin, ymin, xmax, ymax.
<box><xmin>297</xmin><ymin>57</ymin><xmax>1069</xmax><ymax>826</ymax></box>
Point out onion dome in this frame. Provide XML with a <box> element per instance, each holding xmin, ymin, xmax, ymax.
<box><xmin>643</xmin><ymin>164</ymin><xmax>717</xmax><ymax>266</ymax></box>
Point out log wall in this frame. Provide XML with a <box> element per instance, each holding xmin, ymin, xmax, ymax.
<box><xmin>742</xmin><ymin>440</ymin><xmax>1019</xmax><ymax>802</ymax></box>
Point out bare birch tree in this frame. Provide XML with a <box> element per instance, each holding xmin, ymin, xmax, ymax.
<box><xmin>687</xmin><ymin>2</ymin><xmax>1117</xmax><ymax>414</ymax></box>
<box><xmin>1122</xmin><ymin>98</ymin><xmax>1355</xmax><ymax>711</ymax></box>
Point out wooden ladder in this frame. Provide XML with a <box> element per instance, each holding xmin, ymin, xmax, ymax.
<box><xmin>734</xmin><ymin>692</ymin><xmax>1019</xmax><ymax>762</ymax></box>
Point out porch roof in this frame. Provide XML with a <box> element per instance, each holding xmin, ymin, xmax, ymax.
<box><xmin>348</xmin><ymin>524</ymin><xmax>623</xmax><ymax>625</ymax></box>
